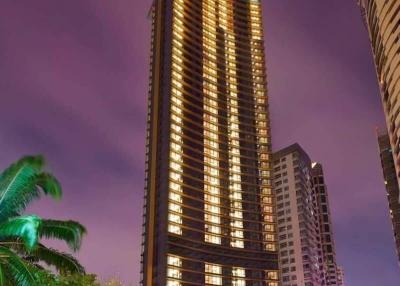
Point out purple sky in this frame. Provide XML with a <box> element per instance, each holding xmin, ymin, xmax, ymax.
<box><xmin>0</xmin><ymin>0</ymin><xmax>399</xmax><ymax>285</ymax></box>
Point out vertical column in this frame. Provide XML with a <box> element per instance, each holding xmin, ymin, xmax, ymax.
<box><xmin>218</xmin><ymin>0</ymin><xmax>245</xmax><ymax>249</ymax></box>
<box><xmin>232</xmin><ymin>267</ymin><xmax>246</xmax><ymax>286</ymax></box>
<box><xmin>203</xmin><ymin>0</ymin><xmax>222</xmax><ymax>245</ymax></box>
<box><xmin>168</xmin><ymin>0</ymin><xmax>186</xmax><ymax>236</ymax></box>
<box><xmin>167</xmin><ymin>255</ymin><xmax>182</xmax><ymax>286</ymax></box>
<box><xmin>205</xmin><ymin>263</ymin><xmax>223</xmax><ymax>285</ymax></box>
<box><xmin>248</xmin><ymin>1</ymin><xmax>276</xmax><ymax>253</ymax></box>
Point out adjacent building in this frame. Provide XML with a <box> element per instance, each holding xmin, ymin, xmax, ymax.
<box><xmin>273</xmin><ymin>144</ymin><xmax>323</xmax><ymax>286</ymax></box>
<box><xmin>312</xmin><ymin>163</ymin><xmax>340</xmax><ymax>286</ymax></box>
<box><xmin>377</xmin><ymin>132</ymin><xmax>400</xmax><ymax>264</ymax></box>
<box><xmin>141</xmin><ymin>0</ymin><xmax>279</xmax><ymax>285</ymax></box>
<box><xmin>336</xmin><ymin>266</ymin><xmax>344</xmax><ymax>286</ymax></box>
<box><xmin>273</xmin><ymin>144</ymin><xmax>341</xmax><ymax>286</ymax></box>
<box><xmin>359</xmin><ymin>0</ymin><xmax>400</xmax><ymax>197</ymax></box>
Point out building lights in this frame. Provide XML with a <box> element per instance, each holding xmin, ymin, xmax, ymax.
<box><xmin>168</xmin><ymin>0</ymin><xmax>185</xmax><ymax>236</ymax></box>
<box><xmin>167</xmin><ymin>255</ymin><xmax>182</xmax><ymax>286</ymax></box>
<box><xmin>205</xmin><ymin>263</ymin><xmax>222</xmax><ymax>285</ymax></box>
<box><xmin>203</xmin><ymin>0</ymin><xmax>222</xmax><ymax>246</ymax></box>
<box><xmin>143</xmin><ymin>0</ymin><xmax>279</xmax><ymax>284</ymax></box>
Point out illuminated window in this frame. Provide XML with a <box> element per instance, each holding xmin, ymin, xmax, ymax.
<box><xmin>168</xmin><ymin>224</ymin><xmax>182</xmax><ymax>235</ymax></box>
<box><xmin>166</xmin><ymin>281</ymin><xmax>180</xmax><ymax>286</ymax></box>
<box><xmin>168</xmin><ymin>0</ymin><xmax>187</xmax><ymax>236</ymax></box>
<box><xmin>169</xmin><ymin>203</ymin><xmax>181</xmax><ymax>213</ymax></box>
<box><xmin>166</xmin><ymin>254</ymin><xmax>182</xmax><ymax>285</ymax></box>
<box><xmin>203</xmin><ymin>0</ymin><xmax>221</xmax><ymax>245</ymax></box>
<box><xmin>232</xmin><ymin>267</ymin><xmax>246</xmax><ymax>286</ymax></box>
<box><xmin>205</xmin><ymin>263</ymin><xmax>222</xmax><ymax>285</ymax></box>
<box><xmin>168</xmin><ymin>255</ymin><xmax>182</xmax><ymax>267</ymax></box>
<box><xmin>267</xmin><ymin>271</ymin><xmax>278</xmax><ymax>280</ymax></box>
<box><xmin>167</xmin><ymin>268</ymin><xmax>181</xmax><ymax>279</ymax></box>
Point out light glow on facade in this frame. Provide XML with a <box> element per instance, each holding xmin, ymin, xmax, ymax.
<box><xmin>142</xmin><ymin>0</ymin><xmax>280</xmax><ymax>285</ymax></box>
<box><xmin>203</xmin><ymin>0</ymin><xmax>222</xmax><ymax>245</ymax></box>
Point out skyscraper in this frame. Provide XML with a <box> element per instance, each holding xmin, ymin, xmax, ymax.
<box><xmin>336</xmin><ymin>266</ymin><xmax>345</xmax><ymax>286</ymax></box>
<box><xmin>141</xmin><ymin>1</ymin><xmax>279</xmax><ymax>285</ymax></box>
<box><xmin>359</xmin><ymin>1</ymin><xmax>400</xmax><ymax>196</ymax></box>
<box><xmin>273</xmin><ymin>144</ymin><xmax>323</xmax><ymax>286</ymax></box>
<box><xmin>377</xmin><ymin>131</ymin><xmax>400</xmax><ymax>264</ymax></box>
<box><xmin>273</xmin><ymin>144</ymin><xmax>341</xmax><ymax>286</ymax></box>
<box><xmin>312</xmin><ymin>163</ymin><xmax>340</xmax><ymax>286</ymax></box>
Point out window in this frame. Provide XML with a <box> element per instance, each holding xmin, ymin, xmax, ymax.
<box><xmin>282</xmin><ymin>276</ymin><xmax>290</xmax><ymax>282</ymax></box>
<box><xmin>205</xmin><ymin>263</ymin><xmax>222</xmax><ymax>285</ymax></box>
<box><xmin>167</xmin><ymin>255</ymin><xmax>182</xmax><ymax>267</ymax></box>
<box><xmin>167</xmin><ymin>268</ymin><xmax>181</xmax><ymax>279</ymax></box>
<box><xmin>167</xmin><ymin>255</ymin><xmax>182</xmax><ymax>285</ymax></box>
<box><xmin>232</xmin><ymin>267</ymin><xmax>245</xmax><ymax>286</ymax></box>
<box><xmin>267</xmin><ymin>271</ymin><xmax>278</xmax><ymax>280</ymax></box>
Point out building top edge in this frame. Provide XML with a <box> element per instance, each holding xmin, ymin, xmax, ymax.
<box><xmin>273</xmin><ymin>143</ymin><xmax>311</xmax><ymax>164</ymax></box>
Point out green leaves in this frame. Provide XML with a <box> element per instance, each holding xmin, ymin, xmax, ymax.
<box><xmin>40</xmin><ymin>220</ymin><xmax>86</xmax><ymax>252</ymax></box>
<box><xmin>0</xmin><ymin>264</ymin><xmax>4</xmax><ymax>286</ymax></box>
<box><xmin>35</xmin><ymin>173</ymin><xmax>62</xmax><ymax>200</ymax></box>
<box><xmin>0</xmin><ymin>155</ymin><xmax>89</xmax><ymax>286</ymax></box>
<box><xmin>0</xmin><ymin>247</ymin><xmax>37</xmax><ymax>286</ymax></box>
<box><xmin>30</xmin><ymin>245</ymin><xmax>85</xmax><ymax>275</ymax></box>
<box><xmin>0</xmin><ymin>217</ymin><xmax>87</xmax><ymax>253</ymax></box>
<box><xmin>0</xmin><ymin>156</ymin><xmax>62</xmax><ymax>223</ymax></box>
<box><xmin>0</xmin><ymin>216</ymin><xmax>41</xmax><ymax>251</ymax></box>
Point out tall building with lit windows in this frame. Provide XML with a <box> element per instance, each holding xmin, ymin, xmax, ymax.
<box><xmin>359</xmin><ymin>0</ymin><xmax>400</xmax><ymax>197</ymax></box>
<box><xmin>141</xmin><ymin>0</ymin><xmax>279</xmax><ymax>285</ymax></box>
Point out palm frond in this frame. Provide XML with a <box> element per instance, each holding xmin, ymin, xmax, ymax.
<box><xmin>0</xmin><ymin>263</ymin><xmax>4</xmax><ymax>286</ymax></box>
<box><xmin>0</xmin><ymin>156</ymin><xmax>62</xmax><ymax>222</ymax></box>
<box><xmin>0</xmin><ymin>246</ymin><xmax>37</xmax><ymax>286</ymax></box>
<box><xmin>39</xmin><ymin>220</ymin><xmax>86</xmax><ymax>252</ymax></box>
<box><xmin>29</xmin><ymin>244</ymin><xmax>85</xmax><ymax>275</ymax></box>
<box><xmin>0</xmin><ymin>157</ymin><xmax>43</xmax><ymax>222</ymax></box>
<box><xmin>0</xmin><ymin>216</ymin><xmax>41</xmax><ymax>251</ymax></box>
<box><xmin>35</xmin><ymin>173</ymin><xmax>62</xmax><ymax>200</ymax></box>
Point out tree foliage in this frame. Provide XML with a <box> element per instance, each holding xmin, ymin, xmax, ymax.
<box><xmin>36</xmin><ymin>272</ymin><xmax>100</xmax><ymax>286</ymax></box>
<box><xmin>0</xmin><ymin>156</ymin><xmax>87</xmax><ymax>285</ymax></box>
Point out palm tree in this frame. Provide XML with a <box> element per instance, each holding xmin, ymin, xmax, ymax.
<box><xmin>0</xmin><ymin>155</ymin><xmax>87</xmax><ymax>286</ymax></box>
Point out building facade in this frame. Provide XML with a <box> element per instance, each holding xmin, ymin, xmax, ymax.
<box><xmin>377</xmin><ymin>132</ymin><xmax>400</xmax><ymax>264</ymax></box>
<box><xmin>273</xmin><ymin>144</ymin><xmax>323</xmax><ymax>286</ymax></box>
<box><xmin>273</xmin><ymin>144</ymin><xmax>341</xmax><ymax>286</ymax></box>
<box><xmin>312</xmin><ymin>163</ymin><xmax>340</xmax><ymax>286</ymax></box>
<box><xmin>336</xmin><ymin>266</ymin><xmax>344</xmax><ymax>286</ymax></box>
<box><xmin>141</xmin><ymin>0</ymin><xmax>279</xmax><ymax>285</ymax></box>
<box><xmin>359</xmin><ymin>0</ymin><xmax>400</xmax><ymax>196</ymax></box>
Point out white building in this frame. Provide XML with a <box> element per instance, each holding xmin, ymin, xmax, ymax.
<box><xmin>274</xmin><ymin>144</ymin><xmax>342</xmax><ymax>286</ymax></box>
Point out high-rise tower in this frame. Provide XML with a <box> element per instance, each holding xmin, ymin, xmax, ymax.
<box><xmin>141</xmin><ymin>1</ymin><xmax>279</xmax><ymax>285</ymax></box>
<box><xmin>273</xmin><ymin>144</ymin><xmax>323</xmax><ymax>286</ymax></box>
<box><xmin>273</xmin><ymin>144</ymin><xmax>341</xmax><ymax>286</ymax></box>
<box><xmin>377</xmin><ymin>132</ymin><xmax>400</xmax><ymax>264</ymax></box>
<box><xmin>312</xmin><ymin>163</ymin><xmax>340</xmax><ymax>286</ymax></box>
<box><xmin>359</xmin><ymin>0</ymin><xmax>400</xmax><ymax>197</ymax></box>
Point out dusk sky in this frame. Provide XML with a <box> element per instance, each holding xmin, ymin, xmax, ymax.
<box><xmin>1</xmin><ymin>1</ymin><xmax>399</xmax><ymax>285</ymax></box>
